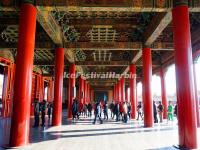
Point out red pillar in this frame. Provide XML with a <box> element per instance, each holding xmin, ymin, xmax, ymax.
<box><xmin>113</xmin><ymin>85</ymin><xmax>115</xmax><ymax>100</ymax></box>
<box><xmin>84</xmin><ymin>80</ymin><xmax>87</xmax><ymax>104</ymax></box>
<box><xmin>136</xmin><ymin>83</ymin><xmax>138</xmax><ymax>107</ymax></box>
<box><xmin>118</xmin><ymin>80</ymin><xmax>121</xmax><ymax>102</ymax></box>
<box><xmin>87</xmin><ymin>83</ymin><xmax>89</xmax><ymax>103</ymax></box>
<box><xmin>130</xmin><ymin>64</ymin><xmax>137</xmax><ymax>119</ymax></box>
<box><xmin>113</xmin><ymin>86</ymin><xmax>115</xmax><ymax>101</ymax></box>
<box><xmin>86</xmin><ymin>82</ymin><xmax>88</xmax><ymax>103</ymax></box>
<box><xmin>142</xmin><ymin>47</ymin><xmax>153</xmax><ymax>127</ymax></box>
<box><xmin>9</xmin><ymin>3</ymin><xmax>37</xmax><ymax>147</ymax></box>
<box><xmin>125</xmin><ymin>87</ymin><xmax>128</xmax><ymax>102</ymax></box>
<box><xmin>52</xmin><ymin>48</ymin><xmax>64</xmax><ymax>126</ymax></box>
<box><xmin>79</xmin><ymin>76</ymin><xmax>84</xmax><ymax>104</ymax></box>
<box><xmin>86</xmin><ymin>83</ymin><xmax>88</xmax><ymax>103</ymax></box>
<box><xmin>121</xmin><ymin>76</ymin><xmax>125</xmax><ymax>102</ymax></box>
<box><xmin>172</xmin><ymin>3</ymin><xmax>197</xmax><ymax>148</ymax></box>
<box><xmin>160</xmin><ymin>68</ymin><xmax>167</xmax><ymax>119</ymax></box>
<box><xmin>82</xmin><ymin>79</ymin><xmax>85</xmax><ymax>104</ymax></box>
<box><xmin>88</xmin><ymin>84</ymin><xmax>91</xmax><ymax>103</ymax></box>
<box><xmin>68</xmin><ymin>64</ymin><xmax>76</xmax><ymax>118</ymax></box>
<box><xmin>193</xmin><ymin>63</ymin><xmax>200</xmax><ymax>127</ymax></box>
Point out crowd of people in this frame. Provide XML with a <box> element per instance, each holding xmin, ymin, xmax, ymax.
<box><xmin>33</xmin><ymin>98</ymin><xmax>178</xmax><ymax>126</ymax></box>
<box><xmin>33</xmin><ymin>99</ymin><xmax>53</xmax><ymax>127</ymax></box>
<box><xmin>71</xmin><ymin>99</ymin><xmax>132</xmax><ymax>124</ymax></box>
<box><xmin>138</xmin><ymin>101</ymin><xmax>177</xmax><ymax>123</ymax></box>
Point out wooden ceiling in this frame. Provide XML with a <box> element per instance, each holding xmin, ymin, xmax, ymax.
<box><xmin>1</xmin><ymin>0</ymin><xmax>200</xmax><ymax>89</ymax></box>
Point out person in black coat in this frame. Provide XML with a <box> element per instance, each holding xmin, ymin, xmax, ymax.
<box><xmin>153</xmin><ymin>101</ymin><xmax>158</xmax><ymax>123</ymax></box>
<box><xmin>33</xmin><ymin>99</ymin><xmax>40</xmax><ymax>127</ymax></box>
<box><xmin>103</xmin><ymin>101</ymin><xmax>108</xmax><ymax>120</ymax></box>
<box><xmin>93</xmin><ymin>102</ymin><xmax>103</xmax><ymax>124</ymax></box>
<box><xmin>87</xmin><ymin>103</ymin><xmax>92</xmax><ymax>117</ymax></box>
<box><xmin>40</xmin><ymin>100</ymin><xmax>47</xmax><ymax>127</ymax></box>
<box><xmin>109</xmin><ymin>101</ymin><xmax>115</xmax><ymax>119</ymax></box>
<box><xmin>47</xmin><ymin>102</ymin><xmax>53</xmax><ymax>119</ymax></box>
<box><xmin>114</xmin><ymin>103</ymin><xmax>120</xmax><ymax>122</ymax></box>
<box><xmin>72</xmin><ymin>99</ymin><xmax>78</xmax><ymax>120</ymax></box>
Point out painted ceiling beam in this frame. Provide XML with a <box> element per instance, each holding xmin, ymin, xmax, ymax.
<box><xmin>65</xmin><ymin>42</ymin><xmax>174</xmax><ymax>51</ymax></box>
<box><xmin>1</xmin><ymin>1</ymin><xmax>200</xmax><ymax>12</ymax></box>
<box><xmin>122</xmin><ymin>12</ymin><xmax>172</xmax><ymax>74</ymax></box>
<box><xmin>75</xmin><ymin>61</ymin><xmax>130</xmax><ymax>66</ymax></box>
<box><xmin>0</xmin><ymin>41</ymin><xmax>174</xmax><ymax>50</ymax></box>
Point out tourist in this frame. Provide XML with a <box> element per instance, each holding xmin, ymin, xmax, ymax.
<box><xmin>87</xmin><ymin>102</ymin><xmax>92</xmax><ymax>117</ymax></box>
<box><xmin>137</xmin><ymin>102</ymin><xmax>143</xmax><ymax>120</ymax></box>
<box><xmin>153</xmin><ymin>101</ymin><xmax>158</xmax><ymax>123</ymax></box>
<box><xmin>123</xmin><ymin>102</ymin><xmax>128</xmax><ymax>123</ymax></box>
<box><xmin>93</xmin><ymin>102</ymin><xmax>103</xmax><ymax>124</ymax></box>
<box><xmin>78</xmin><ymin>101</ymin><xmax>83</xmax><ymax>116</ymax></box>
<box><xmin>33</xmin><ymin>99</ymin><xmax>40</xmax><ymax>127</ymax></box>
<box><xmin>127</xmin><ymin>102</ymin><xmax>131</xmax><ymax>120</ymax></box>
<box><xmin>174</xmin><ymin>103</ymin><xmax>177</xmax><ymax>117</ymax></box>
<box><xmin>167</xmin><ymin>102</ymin><xmax>174</xmax><ymax>121</ymax></box>
<box><xmin>47</xmin><ymin>102</ymin><xmax>53</xmax><ymax>120</ymax></box>
<box><xmin>83</xmin><ymin>104</ymin><xmax>88</xmax><ymax>117</ymax></box>
<box><xmin>109</xmin><ymin>101</ymin><xmax>115</xmax><ymax>119</ymax></box>
<box><xmin>40</xmin><ymin>100</ymin><xmax>47</xmax><ymax>127</ymax></box>
<box><xmin>72</xmin><ymin>99</ymin><xmax>78</xmax><ymax>120</ymax></box>
<box><xmin>157</xmin><ymin>101</ymin><xmax>164</xmax><ymax>123</ymax></box>
<box><xmin>103</xmin><ymin>101</ymin><xmax>108</xmax><ymax>120</ymax></box>
<box><xmin>119</xmin><ymin>102</ymin><xmax>123</xmax><ymax>121</ymax></box>
<box><xmin>114</xmin><ymin>102</ymin><xmax>120</xmax><ymax>122</ymax></box>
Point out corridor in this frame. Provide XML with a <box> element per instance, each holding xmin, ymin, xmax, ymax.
<box><xmin>1</xmin><ymin>113</ymin><xmax>199</xmax><ymax>150</ymax></box>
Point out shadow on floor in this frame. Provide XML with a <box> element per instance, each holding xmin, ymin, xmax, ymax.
<box><xmin>0</xmin><ymin>111</ymin><xmax>178</xmax><ymax>149</ymax></box>
<box><xmin>30</xmin><ymin>124</ymin><xmax>176</xmax><ymax>144</ymax></box>
<box><xmin>147</xmin><ymin>147</ymin><xmax>176</xmax><ymax>150</ymax></box>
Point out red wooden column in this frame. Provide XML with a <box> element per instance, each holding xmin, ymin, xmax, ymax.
<box><xmin>83</xmin><ymin>79</ymin><xmax>85</xmax><ymax>104</ymax></box>
<box><xmin>88</xmin><ymin>84</ymin><xmax>91</xmax><ymax>103</ymax></box>
<box><xmin>79</xmin><ymin>76</ymin><xmax>84</xmax><ymax>104</ymax></box>
<box><xmin>118</xmin><ymin>80</ymin><xmax>121</xmax><ymax>102</ymax></box>
<box><xmin>84</xmin><ymin>81</ymin><xmax>88</xmax><ymax>104</ymax></box>
<box><xmin>9</xmin><ymin>3</ymin><xmax>37</xmax><ymax>147</ymax></box>
<box><xmin>113</xmin><ymin>85</ymin><xmax>115</xmax><ymax>100</ymax></box>
<box><xmin>160</xmin><ymin>68</ymin><xmax>167</xmax><ymax>119</ymax></box>
<box><xmin>136</xmin><ymin>83</ymin><xmax>138</xmax><ymax>107</ymax></box>
<box><xmin>130</xmin><ymin>64</ymin><xmax>137</xmax><ymax>119</ymax></box>
<box><xmin>52</xmin><ymin>48</ymin><xmax>64</xmax><ymax>126</ymax></box>
<box><xmin>193</xmin><ymin>63</ymin><xmax>200</xmax><ymax>127</ymax></box>
<box><xmin>142</xmin><ymin>47</ymin><xmax>153</xmax><ymax>127</ymax></box>
<box><xmin>68</xmin><ymin>64</ymin><xmax>76</xmax><ymax>118</ymax></box>
<box><xmin>47</xmin><ymin>79</ymin><xmax>54</xmax><ymax>102</ymax></box>
<box><xmin>172</xmin><ymin>2</ymin><xmax>197</xmax><ymax>148</ymax></box>
<box><xmin>84</xmin><ymin>80</ymin><xmax>86</xmax><ymax>104</ymax></box>
<box><xmin>121</xmin><ymin>76</ymin><xmax>125</xmax><ymax>102</ymax></box>
<box><xmin>125</xmin><ymin>87</ymin><xmax>128</xmax><ymax>101</ymax></box>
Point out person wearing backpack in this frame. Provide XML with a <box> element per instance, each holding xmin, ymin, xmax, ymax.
<box><xmin>93</xmin><ymin>102</ymin><xmax>103</xmax><ymax>124</ymax></box>
<box><xmin>157</xmin><ymin>101</ymin><xmax>164</xmax><ymax>123</ymax></box>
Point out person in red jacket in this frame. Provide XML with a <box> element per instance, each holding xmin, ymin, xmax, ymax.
<box><xmin>78</xmin><ymin>102</ymin><xmax>83</xmax><ymax>117</ymax></box>
<box><xmin>119</xmin><ymin>102</ymin><xmax>123</xmax><ymax>121</ymax></box>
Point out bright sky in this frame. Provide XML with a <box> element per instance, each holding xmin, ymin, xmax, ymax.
<box><xmin>0</xmin><ymin>74</ymin><xmax>3</xmax><ymax>98</ymax></box>
<box><xmin>137</xmin><ymin>58</ymin><xmax>200</xmax><ymax>98</ymax></box>
<box><xmin>195</xmin><ymin>58</ymin><xmax>200</xmax><ymax>91</ymax></box>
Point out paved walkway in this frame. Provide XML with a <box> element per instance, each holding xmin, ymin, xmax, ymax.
<box><xmin>0</xmin><ymin>114</ymin><xmax>200</xmax><ymax>150</ymax></box>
